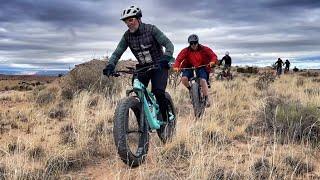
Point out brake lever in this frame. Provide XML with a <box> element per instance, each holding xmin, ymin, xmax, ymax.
<box><xmin>111</xmin><ymin>72</ymin><xmax>120</xmax><ymax>77</ymax></box>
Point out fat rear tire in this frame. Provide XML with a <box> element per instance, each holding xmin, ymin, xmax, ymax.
<box><xmin>190</xmin><ymin>83</ymin><xmax>205</xmax><ymax>117</ymax></box>
<box><xmin>157</xmin><ymin>92</ymin><xmax>176</xmax><ymax>143</ymax></box>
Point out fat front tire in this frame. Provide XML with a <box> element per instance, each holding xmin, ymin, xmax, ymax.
<box><xmin>113</xmin><ymin>96</ymin><xmax>149</xmax><ymax>167</ymax></box>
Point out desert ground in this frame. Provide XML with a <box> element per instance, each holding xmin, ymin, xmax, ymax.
<box><xmin>0</xmin><ymin>59</ymin><xmax>320</xmax><ymax>179</ymax></box>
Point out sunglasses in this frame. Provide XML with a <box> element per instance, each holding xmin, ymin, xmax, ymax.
<box><xmin>189</xmin><ymin>41</ymin><xmax>198</xmax><ymax>45</ymax></box>
<box><xmin>124</xmin><ymin>17</ymin><xmax>135</xmax><ymax>24</ymax></box>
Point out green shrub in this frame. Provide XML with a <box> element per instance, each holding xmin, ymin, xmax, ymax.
<box><xmin>49</xmin><ymin>104</ymin><xmax>67</xmax><ymax>120</ymax></box>
<box><xmin>300</xmin><ymin>71</ymin><xmax>319</xmax><ymax>77</ymax></box>
<box><xmin>28</xmin><ymin>146</ymin><xmax>46</xmax><ymax>160</ymax></box>
<box><xmin>275</xmin><ymin>102</ymin><xmax>320</xmax><ymax>142</ymax></box>
<box><xmin>254</xmin><ymin>72</ymin><xmax>275</xmax><ymax>90</ymax></box>
<box><xmin>256</xmin><ymin>96</ymin><xmax>320</xmax><ymax>144</ymax></box>
<box><xmin>0</xmin><ymin>164</ymin><xmax>6</xmax><ymax>180</ymax></box>
<box><xmin>284</xmin><ymin>156</ymin><xmax>314</xmax><ymax>175</ymax></box>
<box><xmin>36</xmin><ymin>89</ymin><xmax>56</xmax><ymax>105</ymax></box>
<box><xmin>60</xmin><ymin>124</ymin><xmax>77</xmax><ymax>145</ymax></box>
<box><xmin>311</xmin><ymin>78</ymin><xmax>320</xmax><ymax>83</ymax></box>
<box><xmin>237</xmin><ymin>66</ymin><xmax>259</xmax><ymax>74</ymax></box>
<box><xmin>61</xmin><ymin>87</ymin><xmax>74</xmax><ymax>100</ymax></box>
<box><xmin>304</xmin><ymin>88</ymin><xmax>320</xmax><ymax>96</ymax></box>
<box><xmin>251</xmin><ymin>158</ymin><xmax>270</xmax><ymax>180</ymax></box>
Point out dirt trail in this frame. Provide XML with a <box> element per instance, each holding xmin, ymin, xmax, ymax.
<box><xmin>66</xmin><ymin>141</ymin><xmax>160</xmax><ymax>180</ymax></box>
<box><xmin>66</xmin><ymin>118</ymin><xmax>192</xmax><ymax>179</ymax></box>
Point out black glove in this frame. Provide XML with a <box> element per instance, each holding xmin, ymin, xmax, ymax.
<box><xmin>103</xmin><ymin>64</ymin><xmax>115</xmax><ymax>77</ymax></box>
<box><xmin>159</xmin><ymin>55</ymin><xmax>173</xmax><ymax>69</ymax></box>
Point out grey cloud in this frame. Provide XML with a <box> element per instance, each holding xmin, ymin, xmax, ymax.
<box><xmin>230</xmin><ymin>39</ymin><xmax>320</xmax><ymax>52</ymax></box>
<box><xmin>154</xmin><ymin>0</ymin><xmax>320</xmax><ymax>26</ymax></box>
<box><xmin>0</xmin><ymin>0</ymin><xmax>320</xmax><ymax>70</ymax></box>
<box><xmin>0</xmin><ymin>0</ymin><xmax>117</xmax><ymax>27</ymax></box>
<box><xmin>265</xmin><ymin>0</ymin><xmax>320</xmax><ymax>8</ymax></box>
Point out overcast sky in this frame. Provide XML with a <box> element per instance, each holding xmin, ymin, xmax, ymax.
<box><xmin>1</xmin><ymin>0</ymin><xmax>320</xmax><ymax>71</ymax></box>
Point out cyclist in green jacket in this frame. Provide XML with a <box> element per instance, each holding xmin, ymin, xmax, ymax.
<box><xmin>103</xmin><ymin>5</ymin><xmax>174</xmax><ymax>122</ymax></box>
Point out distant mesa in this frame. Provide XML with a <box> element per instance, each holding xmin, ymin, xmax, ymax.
<box><xmin>34</xmin><ymin>70</ymin><xmax>69</xmax><ymax>76</ymax></box>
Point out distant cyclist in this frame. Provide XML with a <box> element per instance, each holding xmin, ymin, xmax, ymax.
<box><xmin>284</xmin><ymin>59</ymin><xmax>290</xmax><ymax>73</ymax></box>
<box><xmin>221</xmin><ymin>51</ymin><xmax>232</xmax><ymax>76</ymax></box>
<box><xmin>275</xmin><ymin>58</ymin><xmax>284</xmax><ymax>76</ymax></box>
<box><xmin>173</xmin><ymin>34</ymin><xmax>218</xmax><ymax>107</ymax></box>
<box><xmin>102</xmin><ymin>5</ymin><xmax>174</xmax><ymax>122</ymax></box>
<box><xmin>293</xmin><ymin>66</ymin><xmax>299</xmax><ymax>72</ymax></box>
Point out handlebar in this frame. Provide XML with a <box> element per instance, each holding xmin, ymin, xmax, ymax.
<box><xmin>111</xmin><ymin>63</ymin><xmax>161</xmax><ymax>77</ymax></box>
<box><xmin>178</xmin><ymin>63</ymin><xmax>212</xmax><ymax>70</ymax></box>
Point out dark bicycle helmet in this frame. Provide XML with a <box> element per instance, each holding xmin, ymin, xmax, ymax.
<box><xmin>188</xmin><ymin>34</ymin><xmax>199</xmax><ymax>43</ymax></box>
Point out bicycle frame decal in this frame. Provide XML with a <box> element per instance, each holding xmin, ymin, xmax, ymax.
<box><xmin>133</xmin><ymin>79</ymin><xmax>161</xmax><ymax>129</ymax></box>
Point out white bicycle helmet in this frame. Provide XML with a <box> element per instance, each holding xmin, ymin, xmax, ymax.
<box><xmin>225</xmin><ymin>51</ymin><xmax>229</xmax><ymax>55</ymax></box>
<box><xmin>120</xmin><ymin>5</ymin><xmax>142</xmax><ymax>20</ymax></box>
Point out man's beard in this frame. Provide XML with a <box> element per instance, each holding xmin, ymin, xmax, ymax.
<box><xmin>128</xmin><ymin>25</ymin><xmax>138</xmax><ymax>33</ymax></box>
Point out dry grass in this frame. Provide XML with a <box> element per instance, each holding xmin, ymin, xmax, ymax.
<box><xmin>0</xmin><ymin>87</ymin><xmax>116</xmax><ymax>179</ymax></box>
<box><xmin>0</xmin><ymin>62</ymin><xmax>319</xmax><ymax>179</ymax></box>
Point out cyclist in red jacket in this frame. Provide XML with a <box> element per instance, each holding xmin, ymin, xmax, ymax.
<box><xmin>173</xmin><ymin>34</ymin><xmax>218</xmax><ymax>107</ymax></box>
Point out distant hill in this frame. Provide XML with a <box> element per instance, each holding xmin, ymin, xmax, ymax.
<box><xmin>0</xmin><ymin>70</ymin><xmax>69</xmax><ymax>76</ymax></box>
<box><xmin>34</xmin><ymin>70</ymin><xmax>69</xmax><ymax>76</ymax></box>
<box><xmin>0</xmin><ymin>74</ymin><xmax>58</xmax><ymax>82</ymax></box>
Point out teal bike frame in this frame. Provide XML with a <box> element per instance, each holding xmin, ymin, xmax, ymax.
<box><xmin>117</xmin><ymin>65</ymin><xmax>175</xmax><ymax>130</ymax></box>
<box><xmin>133</xmin><ymin>78</ymin><xmax>161</xmax><ymax>129</ymax></box>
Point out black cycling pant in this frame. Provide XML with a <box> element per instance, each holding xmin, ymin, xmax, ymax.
<box><xmin>136</xmin><ymin>64</ymin><xmax>169</xmax><ymax>122</ymax></box>
<box><xmin>276</xmin><ymin>67</ymin><xmax>282</xmax><ymax>75</ymax></box>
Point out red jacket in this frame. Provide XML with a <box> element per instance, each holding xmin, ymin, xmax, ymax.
<box><xmin>173</xmin><ymin>45</ymin><xmax>218</xmax><ymax>72</ymax></box>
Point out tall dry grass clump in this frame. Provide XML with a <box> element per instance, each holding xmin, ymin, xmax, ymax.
<box><xmin>60</xmin><ymin>60</ymin><xmax>129</xmax><ymax>97</ymax></box>
<box><xmin>296</xmin><ymin>77</ymin><xmax>305</xmax><ymax>87</ymax></box>
<box><xmin>35</xmin><ymin>86</ymin><xmax>59</xmax><ymax>106</ymax></box>
<box><xmin>32</xmin><ymin>59</ymin><xmax>132</xmax><ymax>117</ymax></box>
